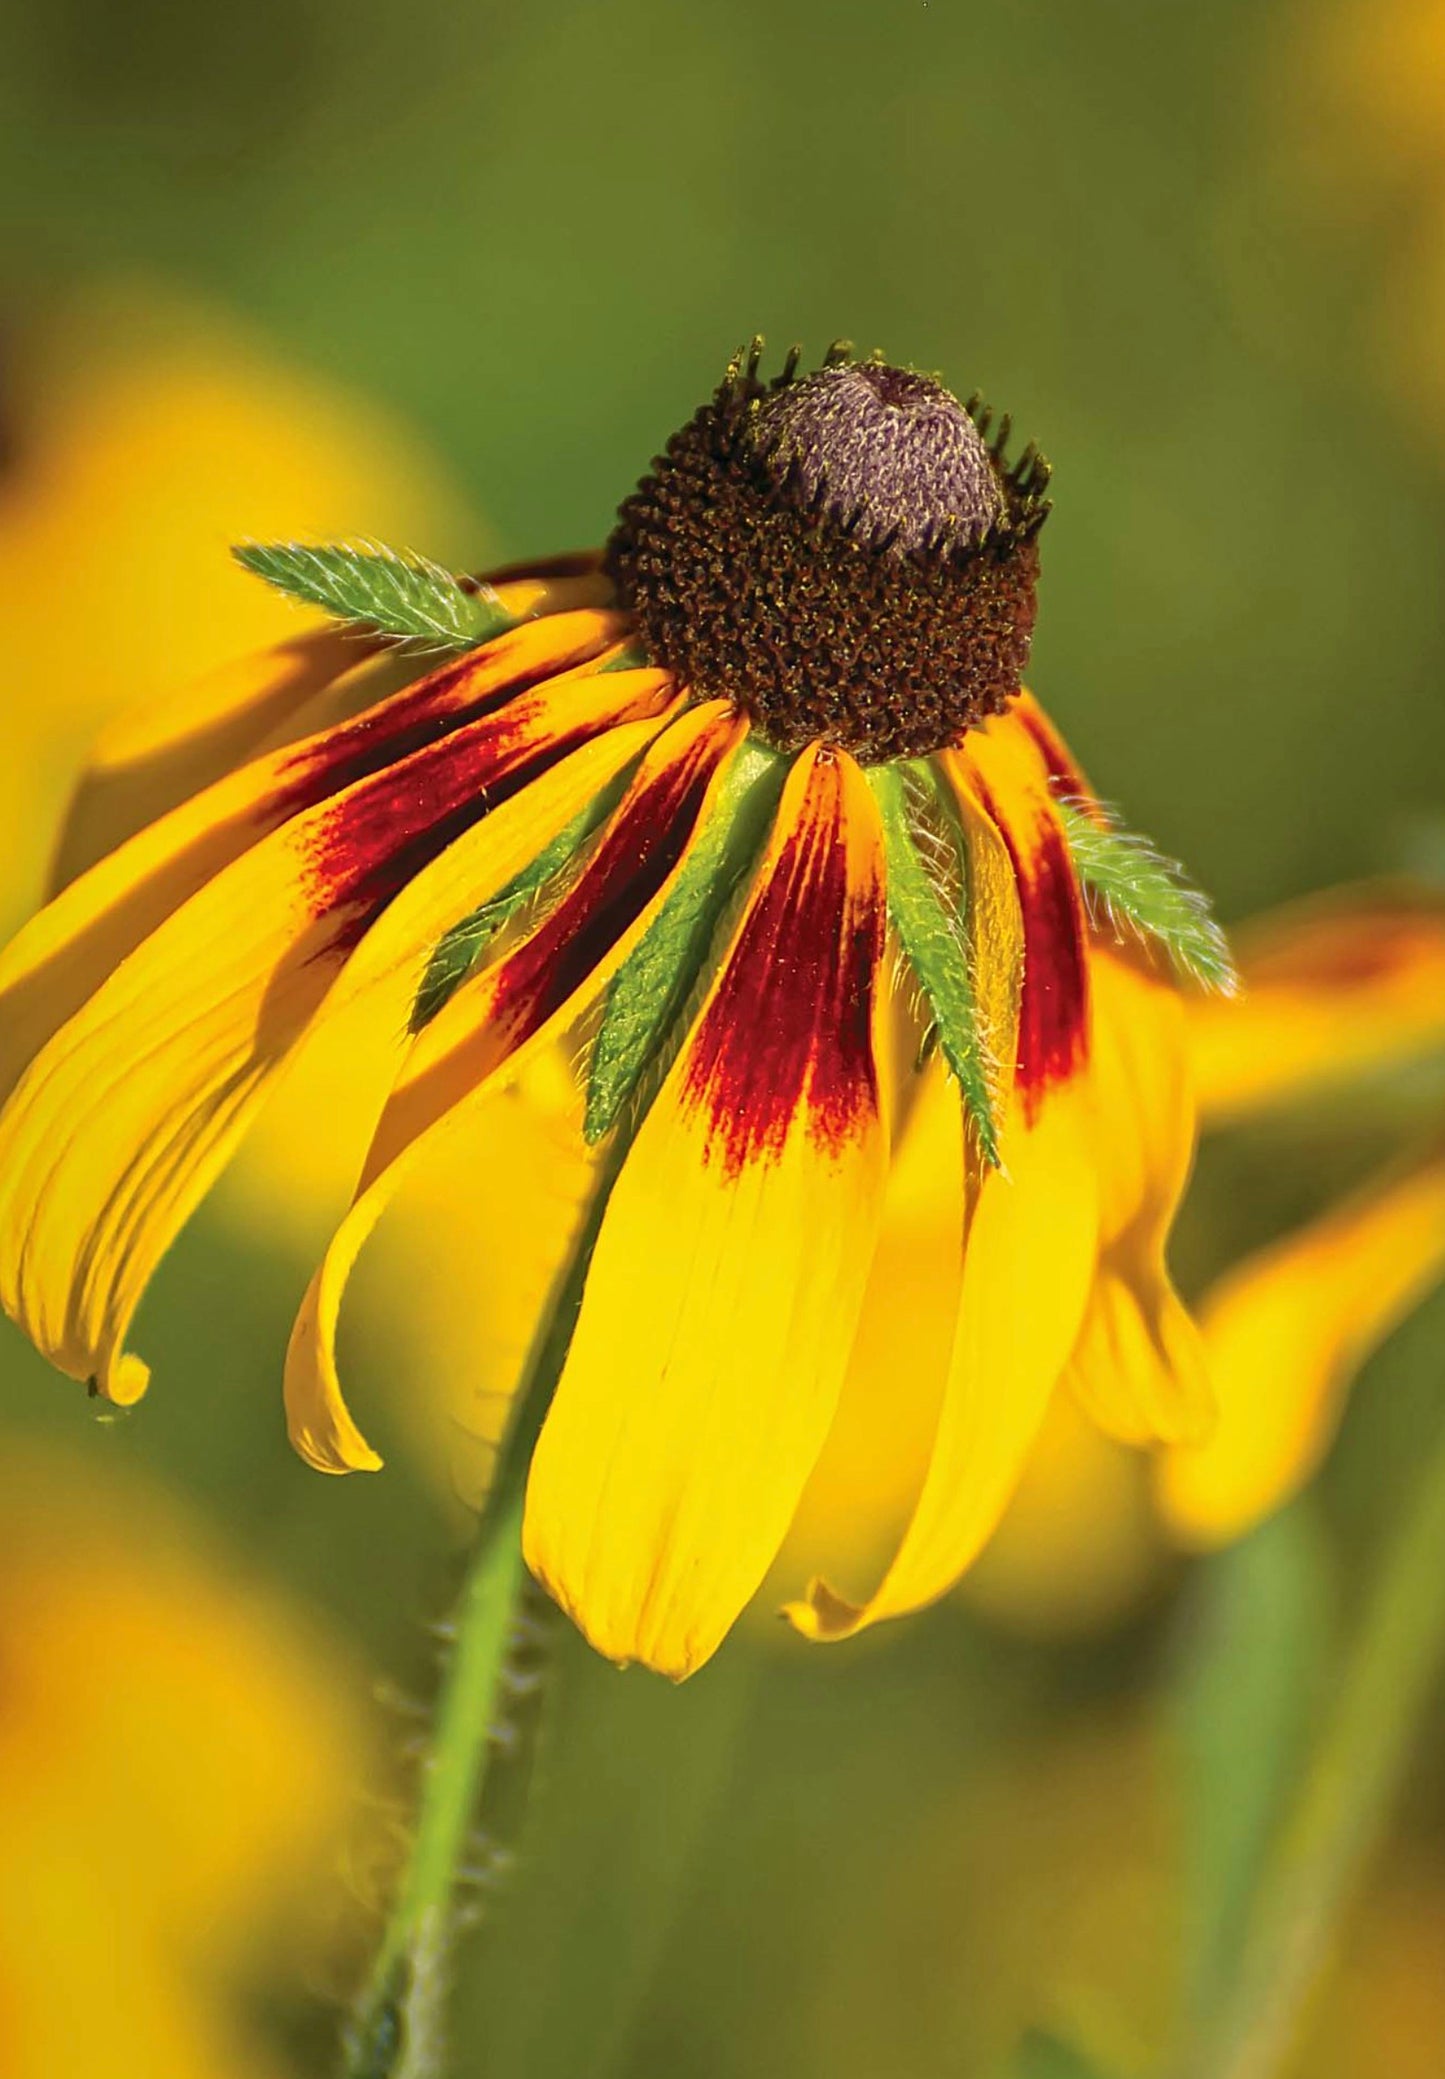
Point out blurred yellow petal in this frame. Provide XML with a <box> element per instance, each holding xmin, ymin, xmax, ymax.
<box><xmin>1066</xmin><ymin>943</ymin><xmax>1213</xmax><ymax>1447</ymax></box>
<box><xmin>1189</xmin><ymin>883</ymin><xmax>1445</xmax><ymax>1125</ymax></box>
<box><xmin>525</xmin><ymin>748</ymin><xmax>890</xmax><ymax>1678</ymax></box>
<box><xmin>1158</xmin><ymin>1143</ymin><xmax>1445</xmax><ymax>1544</ymax></box>
<box><xmin>958</xmin><ymin>1392</ymin><xmax>1166</xmax><ymax>1640</ymax></box>
<box><xmin>284</xmin><ymin>698</ymin><xmax>733</xmax><ymax>1475</ymax></box>
<box><xmin>0</xmin><ymin>284</ymin><xmax>478</xmax><ymax>920</ymax></box>
<box><xmin>0</xmin><ymin>667</ymin><xmax>671</xmax><ymax>1408</ymax></box>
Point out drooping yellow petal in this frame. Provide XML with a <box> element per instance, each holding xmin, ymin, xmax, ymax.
<box><xmin>1189</xmin><ymin>882</ymin><xmax>1445</xmax><ymax>1124</ymax></box>
<box><xmin>791</xmin><ymin>710</ymin><xmax>1099</xmax><ymax>1639</ymax></box>
<box><xmin>49</xmin><ymin>572</ymin><xmax>615</xmax><ymax>890</ymax></box>
<box><xmin>524</xmin><ymin>747</ymin><xmax>890</xmax><ymax>1679</ymax></box>
<box><xmin>283</xmin><ymin>700</ymin><xmax>745</xmax><ymax>1474</ymax></box>
<box><xmin>48</xmin><ymin>629</ymin><xmax>384</xmax><ymax>893</ymax></box>
<box><xmin>1157</xmin><ymin>1143</ymin><xmax>1445</xmax><ymax>1544</ymax></box>
<box><xmin>788</xmin><ymin>1078</ymin><xmax>1099</xmax><ymax>1638</ymax></box>
<box><xmin>1064</xmin><ymin>942</ymin><xmax>1214</xmax><ymax>1447</ymax></box>
<box><xmin>0</xmin><ymin>611</ymin><xmax>630</xmax><ymax>1118</ymax></box>
<box><xmin>769</xmin><ymin>1057</ymin><xmax>963</xmax><ymax>1605</ymax></box>
<box><xmin>0</xmin><ymin>668</ymin><xmax>675</xmax><ymax>1408</ymax></box>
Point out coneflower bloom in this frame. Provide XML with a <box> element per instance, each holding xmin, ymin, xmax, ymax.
<box><xmin>0</xmin><ymin>343</ymin><xmax>1232</xmax><ymax>1677</ymax></box>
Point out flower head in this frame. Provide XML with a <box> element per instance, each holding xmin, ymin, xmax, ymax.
<box><xmin>0</xmin><ymin>342</ymin><xmax>1231</xmax><ymax>1677</ymax></box>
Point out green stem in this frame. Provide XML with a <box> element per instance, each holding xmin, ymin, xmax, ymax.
<box><xmin>343</xmin><ymin>1144</ymin><xmax>624</xmax><ymax>2079</ymax></box>
<box><xmin>1185</xmin><ymin>1410</ymin><xmax>1445</xmax><ymax>2079</ymax></box>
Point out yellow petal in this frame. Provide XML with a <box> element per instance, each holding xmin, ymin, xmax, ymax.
<box><xmin>49</xmin><ymin>573</ymin><xmax>615</xmax><ymax>890</ymax></box>
<box><xmin>48</xmin><ymin>626</ymin><xmax>371</xmax><ymax>891</ymax></box>
<box><xmin>1157</xmin><ymin>1143</ymin><xmax>1445</xmax><ymax>1544</ymax></box>
<box><xmin>283</xmin><ymin>699</ymin><xmax>742</xmax><ymax>1474</ymax></box>
<box><xmin>1190</xmin><ymin>882</ymin><xmax>1445</xmax><ymax>1124</ymax></box>
<box><xmin>0</xmin><ymin>610</ymin><xmax>630</xmax><ymax>1118</ymax></box>
<box><xmin>0</xmin><ymin>668</ymin><xmax>674</xmax><ymax>1406</ymax></box>
<box><xmin>523</xmin><ymin>747</ymin><xmax>890</xmax><ymax>1678</ymax></box>
<box><xmin>1065</xmin><ymin>943</ymin><xmax>1214</xmax><ymax>1447</ymax></box>
<box><xmin>769</xmin><ymin>1057</ymin><xmax>963</xmax><ymax>1605</ymax></box>
<box><xmin>787</xmin><ymin>1077</ymin><xmax>1099</xmax><ymax>1638</ymax></box>
<box><xmin>791</xmin><ymin>709</ymin><xmax>1099</xmax><ymax>1639</ymax></box>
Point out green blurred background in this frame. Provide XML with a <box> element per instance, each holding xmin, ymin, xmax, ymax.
<box><xmin>1</xmin><ymin>1</ymin><xmax>1443</xmax><ymax>2074</ymax></box>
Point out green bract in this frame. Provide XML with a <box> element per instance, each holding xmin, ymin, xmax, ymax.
<box><xmin>583</xmin><ymin>739</ymin><xmax>785</xmax><ymax>1143</ymax></box>
<box><xmin>870</xmin><ymin>761</ymin><xmax>1000</xmax><ymax>1165</ymax></box>
<box><xmin>233</xmin><ymin>539</ymin><xmax>509</xmax><ymax>651</ymax></box>
<box><xmin>1059</xmin><ymin>800</ymin><xmax>1237</xmax><ymax>994</ymax></box>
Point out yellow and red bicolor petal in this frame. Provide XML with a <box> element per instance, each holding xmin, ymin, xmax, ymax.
<box><xmin>1009</xmin><ymin>688</ymin><xmax>1097</xmax><ymax>807</ymax></box>
<box><xmin>0</xmin><ymin>664</ymin><xmax>676</xmax><ymax>1405</ymax></box>
<box><xmin>1157</xmin><ymin>1141</ymin><xmax>1445</xmax><ymax>1544</ymax></box>
<box><xmin>788</xmin><ymin>710</ymin><xmax>1099</xmax><ymax>1640</ymax></box>
<box><xmin>49</xmin><ymin>569</ymin><xmax>615</xmax><ymax>890</ymax></box>
<box><xmin>0</xmin><ymin>609</ymin><xmax>629</xmax><ymax>1118</ymax></box>
<box><xmin>1064</xmin><ymin>941</ymin><xmax>1214</xmax><ymax>1447</ymax></box>
<box><xmin>48</xmin><ymin>625</ymin><xmax>374</xmax><ymax>892</ymax></box>
<box><xmin>1190</xmin><ymin>882</ymin><xmax>1445</xmax><ymax>1125</ymax></box>
<box><xmin>523</xmin><ymin>746</ymin><xmax>890</xmax><ymax>1679</ymax></box>
<box><xmin>949</xmin><ymin>705</ymin><xmax>1093</xmax><ymax>1130</ymax></box>
<box><xmin>282</xmin><ymin>699</ymin><xmax>747</xmax><ymax>1473</ymax></box>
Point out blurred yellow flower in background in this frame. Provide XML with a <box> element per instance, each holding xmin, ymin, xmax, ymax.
<box><xmin>0</xmin><ymin>1446</ymin><xmax>365</xmax><ymax>2079</ymax></box>
<box><xmin>0</xmin><ymin>279</ymin><xmax>477</xmax><ymax>928</ymax></box>
<box><xmin>1160</xmin><ymin>884</ymin><xmax>1445</xmax><ymax>1541</ymax></box>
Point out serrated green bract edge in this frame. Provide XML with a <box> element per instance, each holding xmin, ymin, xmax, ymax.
<box><xmin>583</xmin><ymin>738</ymin><xmax>786</xmax><ymax>1144</ymax></box>
<box><xmin>1059</xmin><ymin>799</ymin><xmax>1237</xmax><ymax>994</ymax></box>
<box><xmin>233</xmin><ymin>539</ymin><xmax>510</xmax><ymax>652</ymax></box>
<box><xmin>410</xmin><ymin>779</ymin><xmax>629</xmax><ymax>1033</ymax></box>
<box><xmin>870</xmin><ymin>761</ymin><xmax>1000</xmax><ymax>1167</ymax></box>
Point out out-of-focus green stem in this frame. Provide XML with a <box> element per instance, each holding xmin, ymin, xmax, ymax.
<box><xmin>342</xmin><ymin>1146</ymin><xmax>622</xmax><ymax>2079</ymax></box>
<box><xmin>1184</xmin><ymin>1409</ymin><xmax>1445</xmax><ymax>2079</ymax></box>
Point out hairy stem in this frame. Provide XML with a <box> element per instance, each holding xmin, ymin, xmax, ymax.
<box><xmin>342</xmin><ymin>1146</ymin><xmax>622</xmax><ymax>2078</ymax></box>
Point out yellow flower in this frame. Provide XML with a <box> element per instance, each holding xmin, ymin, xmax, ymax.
<box><xmin>0</xmin><ymin>341</ymin><xmax>1228</xmax><ymax>1678</ymax></box>
<box><xmin>1159</xmin><ymin>882</ymin><xmax>1445</xmax><ymax>1543</ymax></box>
<box><xmin>0</xmin><ymin>1445</ymin><xmax>364</xmax><ymax>2079</ymax></box>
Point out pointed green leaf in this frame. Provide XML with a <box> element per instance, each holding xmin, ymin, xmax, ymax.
<box><xmin>410</xmin><ymin>781</ymin><xmax>629</xmax><ymax>1033</ymax></box>
<box><xmin>583</xmin><ymin>739</ymin><xmax>785</xmax><ymax>1143</ymax></box>
<box><xmin>1059</xmin><ymin>800</ymin><xmax>1236</xmax><ymax>994</ymax></box>
<box><xmin>869</xmin><ymin>761</ymin><xmax>999</xmax><ymax>1165</ymax></box>
<box><xmin>233</xmin><ymin>539</ymin><xmax>511</xmax><ymax>651</ymax></box>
